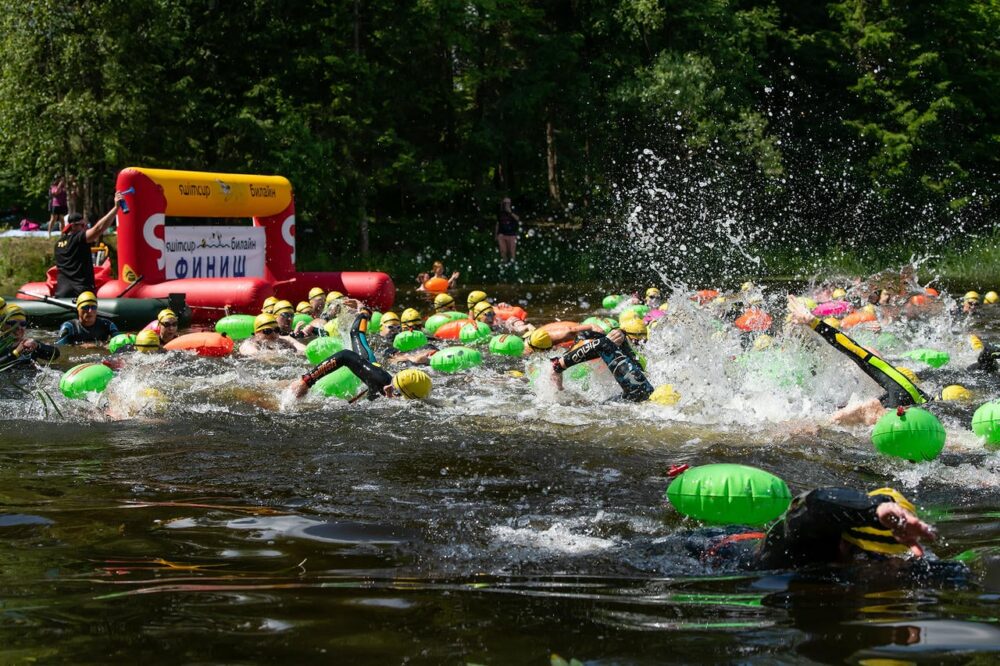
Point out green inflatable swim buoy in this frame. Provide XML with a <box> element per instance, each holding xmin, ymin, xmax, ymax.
<box><xmin>621</xmin><ymin>304</ymin><xmax>650</xmax><ymax>318</ymax></box>
<box><xmin>304</xmin><ymin>337</ymin><xmax>344</xmax><ymax>365</ymax></box>
<box><xmin>902</xmin><ymin>348</ymin><xmax>951</xmax><ymax>368</ymax></box>
<box><xmin>108</xmin><ymin>333</ymin><xmax>136</xmax><ymax>354</ymax></box>
<box><xmin>215</xmin><ymin>314</ymin><xmax>256</xmax><ymax>341</ymax></box>
<box><xmin>972</xmin><ymin>401</ymin><xmax>1000</xmax><ymax>449</ymax></box>
<box><xmin>310</xmin><ymin>366</ymin><xmax>363</xmax><ymax>399</ymax></box>
<box><xmin>423</xmin><ymin>313</ymin><xmax>452</xmax><ymax>336</ymax></box>
<box><xmin>429</xmin><ymin>346</ymin><xmax>482</xmax><ymax>373</ymax></box>
<box><xmin>666</xmin><ymin>464</ymin><xmax>792</xmax><ymax>526</ymax></box>
<box><xmin>459</xmin><ymin>322</ymin><xmax>491</xmax><ymax>345</ymax></box>
<box><xmin>871</xmin><ymin>407</ymin><xmax>946</xmax><ymax>461</ymax></box>
<box><xmin>393</xmin><ymin>330</ymin><xmax>429</xmax><ymax>352</ymax></box>
<box><xmin>292</xmin><ymin>313</ymin><xmax>312</xmax><ymax>330</ymax></box>
<box><xmin>489</xmin><ymin>334</ymin><xmax>525</xmax><ymax>356</ymax></box>
<box><xmin>59</xmin><ymin>363</ymin><xmax>115</xmax><ymax>399</ymax></box>
<box><xmin>582</xmin><ymin>316</ymin><xmax>617</xmax><ymax>333</ymax></box>
<box><xmin>602</xmin><ymin>294</ymin><xmax>624</xmax><ymax>310</ymax></box>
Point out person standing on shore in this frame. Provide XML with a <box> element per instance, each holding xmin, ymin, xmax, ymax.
<box><xmin>46</xmin><ymin>177</ymin><xmax>68</xmax><ymax>237</ymax></box>
<box><xmin>495</xmin><ymin>196</ymin><xmax>520</xmax><ymax>262</ymax></box>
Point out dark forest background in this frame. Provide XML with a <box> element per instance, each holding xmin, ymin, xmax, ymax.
<box><xmin>0</xmin><ymin>0</ymin><xmax>996</xmax><ymax>283</ymax></box>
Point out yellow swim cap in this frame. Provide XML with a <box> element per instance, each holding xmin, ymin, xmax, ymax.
<box><xmin>862</xmin><ymin>304</ymin><xmax>877</xmax><ymax>315</ymax></box>
<box><xmin>842</xmin><ymin>488</ymin><xmax>917</xmax><ymax>556</ymax></box>
<box><xmin>969</xmin><ymin>334</ymin><xmax>984</xmax><ymax>351</ymax></box>
<box><xmin>832</xmin><ymin>288</ymin><xmax>847</xmax><ymax>299</ymax></box>
<box><xmin>467</xmin><ymin>290</ymin><xmax>488</xmax><ymax>310</ymax></box>
<box><xmin>261</xmin><ymin>296</ymin><xmax>278</xmax><ymax>314</ymax></box>
<box><xmin>2</xmin><ymin>304</ymin><xmax>26</xmax><ymax>323</ymax></box>
<box><xmin>308</xmin><ymin>287</ymin><xmax>326</xmax><ymax>301</ymax></box>
<box><xmin>157</xmin><ymin>308</ymin><xmax>178</xmax><ymax>324</ymax></box>
<box><xmin>964</xmin><ymin>291</ymin><xmax>981</xmax><ymax>303</ymax></box>
<box><xmin>753</xmin><ymin>334</ymin><xmax>773</xmax><ymax>351</ymax></box>
<box><xmin>401</xmin><ymin>308</ymin><xmax>422</xmax><ymax>327</ymax></box>
<box><xmin>433</xmin><ymin>293</ymin><xmax>455</xmax><ymax>312</ymax></box>
<box><xmin>381</xmin><ymin>311</ymin><xmax>400</xmax><ymax>327</ymax></box>
<box><xmin>941</xmin><ymin>384</ymin><xmax>972</xmax><ymax>401</ymax></box>
<box><xmin>619</xmin><ymin>309</ymin><xmax>639</xmax><ymax>323</ymax></box>
<box><xmin>645</xmin><ymin>287</ymin><xmax>661</xmax><ymax>299</ymax></box>
<box><xmin>895</xmin><ymin>366</ymin><xmax>919</xmax><ymax>384</ymax></box>
<box><xmin>392</xmin><ymin>368</ymin><xmax>432</xmax><ymax>399</ymax></box>
<box><xmin>0</xmin><ymin>296</ymin><xmax>6</xmax><ymax>312</ymax></box>
<box><xmin>649</xmin><ymin>384</ymin><xmax>680</xmax><ymax>405</ymax></box>
<box><xmin>254</xmin><ymin>313</ymin><xmax>278</xmax><ymax>333</ymax></box>
<box><xmin>296</xmin><ymin>300</ymin><xmax>311</xmax><ymax>314</ymax></box>
<box><xmin>76</xmin><ymin>291</ymin><xmax>98</xmax><ymax>309</ymax></box>
<box><xmin>985</xmin><ymin>291</ymin><xmax>999</xmax><ymax>304</ymax></box>
<box><xmin>524</xmin><ymin>328</ymin><xmax>553</xmax><ymax>351</ymax></box>
<box><xmin>621</xmin><ymin>318</ymin><xmax>647</xmax><ymax>339</ymax></box>
<box><xmin>273</xmin><ymin>300</ymin><xmax>294</xmax><ymax>316</ymax></box>
<box><xmin>325</xmin><ymin>291</ymin><xmax>345</xmax><ymax>303</ymax></box>
<box><xmin>740</xmin><ymin>281</ymin><xmax>754</xmax><ymax>293</ymax></box>
<box><xmin>135</xmin><ymin>329</ymin><xmax>161</xmax><ymax>353</ymax></box>
<box><xmin>823</xmin><ymin>317</ymin><xmax>840</xmax><ymax>329</ymax></box>
<box><xmin>472</xmin><ymin>301</ymin><xmax>494</xmax><ymax>322</ymax></box>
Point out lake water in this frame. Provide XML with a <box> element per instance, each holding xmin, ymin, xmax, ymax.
<box><xmin>2</xmin><ymin>284</ymin><xmax>999</xmax><ymax>664</ymax></box>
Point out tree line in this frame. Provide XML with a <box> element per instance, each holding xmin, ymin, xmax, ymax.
<box><xmin>0</xmin><ymin>0</ymin><xmax>996</xmax><ymax>269</ymax></box>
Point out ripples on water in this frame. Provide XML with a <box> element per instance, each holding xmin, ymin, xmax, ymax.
<box><xmin>2</xmin><ymin>285</ymin><xmax>1000</xmax><ymax>663</ymax></box>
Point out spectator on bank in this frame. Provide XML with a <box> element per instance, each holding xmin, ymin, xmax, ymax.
<box><xmin>495</xmin><ymin>196</ymin><xmax>520</xmax><ymax>262</ymax></box>
<box><xmin>46</xmin><ymin>177</ymin><xmax>68</xmax><ymax>237</ymax></box>
<box><xmin>53</xmin><ymin>192</ymin><xmax>122</xmax><ymax>298</ymax></box>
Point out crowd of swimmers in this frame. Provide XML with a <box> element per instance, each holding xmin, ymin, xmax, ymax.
<box><xmin>2</xmin><ymin>273</ymin><xmax>997</xmax><ymax>572</ymax></box>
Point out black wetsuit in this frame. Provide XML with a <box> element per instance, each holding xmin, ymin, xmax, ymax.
<box><xmin>56</xmin><ymin>317</ymin><xmax>119</xmax><ymax>345</ymax></box>
<box><xmin>809</xmin><ymin>319</ymin><xmax>929</xmax><ymax>407</ymax></box>
<box><xmin>970</xmin><ymin>344</ymin><xmax>1000</xmax><ymax>373</ymax></box>
<box><xmin>557</xmin><ymin>330</ymin><xmax>654</xmax><ymax>402</ymax></box>
<box><xmin>301</xmin><ymin>312</ymin><xmax>392</xmax><ymax>400</ymax></box>
<box><xmin>703</xmin><ymin>488</ymin><xmax>907</xmax><ymax>570</ymax></box>
<box><xmin>0</xmin><ymin>340</ymin><xmax>60</xmax><ymax>367</ymax></box>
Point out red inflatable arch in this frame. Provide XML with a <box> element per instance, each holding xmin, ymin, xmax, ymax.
<box><xmin>25</xmin><ymin>167</ymin><xmax>394</xmax><ymax>322</ymax></box>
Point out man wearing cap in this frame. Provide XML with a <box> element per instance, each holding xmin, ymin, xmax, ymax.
<box><xmin>55</xmin><ymin>291</ymin><xmax>119</xmax><ymax>345</ymax></box>
<box><xmin>239</xmin><ymin>313</ymin><xmax>306</xmax><ymax>356</ymax></box>
<box><xmin>54</xmin><ymin>192</ymin><xmax>123</xmax><ymax>298</ymax></box>
<box><xmin>1</xmin><ymin>305</ymin><xmax>60</xmax><ymax>367</ymax></box>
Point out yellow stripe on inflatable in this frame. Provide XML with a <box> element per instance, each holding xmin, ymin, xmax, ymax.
<box><xmin>129</xmin><ymin>167</ymin><xmax>292</xmax><ymax>217</ymax></box>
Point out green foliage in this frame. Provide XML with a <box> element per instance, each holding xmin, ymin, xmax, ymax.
<box><xmin>0</xmin><ymin>0</ymin><xmax>994</xmax><ymax>274</ymax></box>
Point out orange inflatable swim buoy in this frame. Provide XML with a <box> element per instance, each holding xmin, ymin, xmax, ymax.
<box><xmin>734</xmin><ymin>308</ymin><xmax>772</xmax><ymax>332</ymax></box>
<box><xmin>494</xmin><ymin>304</ymin><xmax>528</xmax><ymax>321</ymax></box>
<box><xmin>692</xmin><ymin>289</ymin><xmax>719</xmax><ymax>304</ymax></box>
<box><xmin>164</xmin><ymin>332</ymin><xmax>234</xmax><ymax>357</ymax></box>
<box><xmin>908</xmin><ymin>294</ymin><xmax>929</xmax><ymax>307</ymax></box>
<box><xmin>434</xmin><ymin>319</ymin><xmax>474</xmax><ymax>340</ymax></box>
<box><xmin>841</xmin><ymin>310</ymin><xmax>877</xmax><ymax>329</ymax></box>
<box><xmin>423</xmin><ymin>277</ymin><xmax>450</xmax><ymax>293</ymax></box>
<box><xmin>924</xmin><ymin>287</ymin><xmax>939</xmax><ymax>297</ymax></box>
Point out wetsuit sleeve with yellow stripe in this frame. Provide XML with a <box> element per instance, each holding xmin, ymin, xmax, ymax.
<box><xmin>809</xmin><ymin>319</ymin><xmax>928</xmax><ymax>407</ymax></box>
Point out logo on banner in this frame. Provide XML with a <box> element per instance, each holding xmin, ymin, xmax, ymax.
<box><xmin>165</xmin><ymin>226</ymin><xmax>266</xmax><ymax>280</ymax></box>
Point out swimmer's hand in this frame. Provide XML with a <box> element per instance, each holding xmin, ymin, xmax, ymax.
<box><xmin>787</xmin><ymin>296</ymin><xmax>816</xmax><ymax>325</ymax></box>
<box><xmin>876</xmin><ymin>501</ymin><xmax>937</xmax><ymax>557</ymax></box>
<box><xmin>290</xmin><ymin>378</ymin><xmax>309</xmax><ymax>398</ymax></box>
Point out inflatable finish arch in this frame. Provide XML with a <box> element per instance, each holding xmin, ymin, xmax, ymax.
<box><xmin>96</xmin><ymin>167</ymin><xmax>394</xmax><ymax>321</ymax></box>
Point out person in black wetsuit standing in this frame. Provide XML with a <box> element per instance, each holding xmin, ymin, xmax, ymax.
<box><xmin>53</xmin><ymin>192</ymin><xmax>122</xmax><ymax>298</ymax></box>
